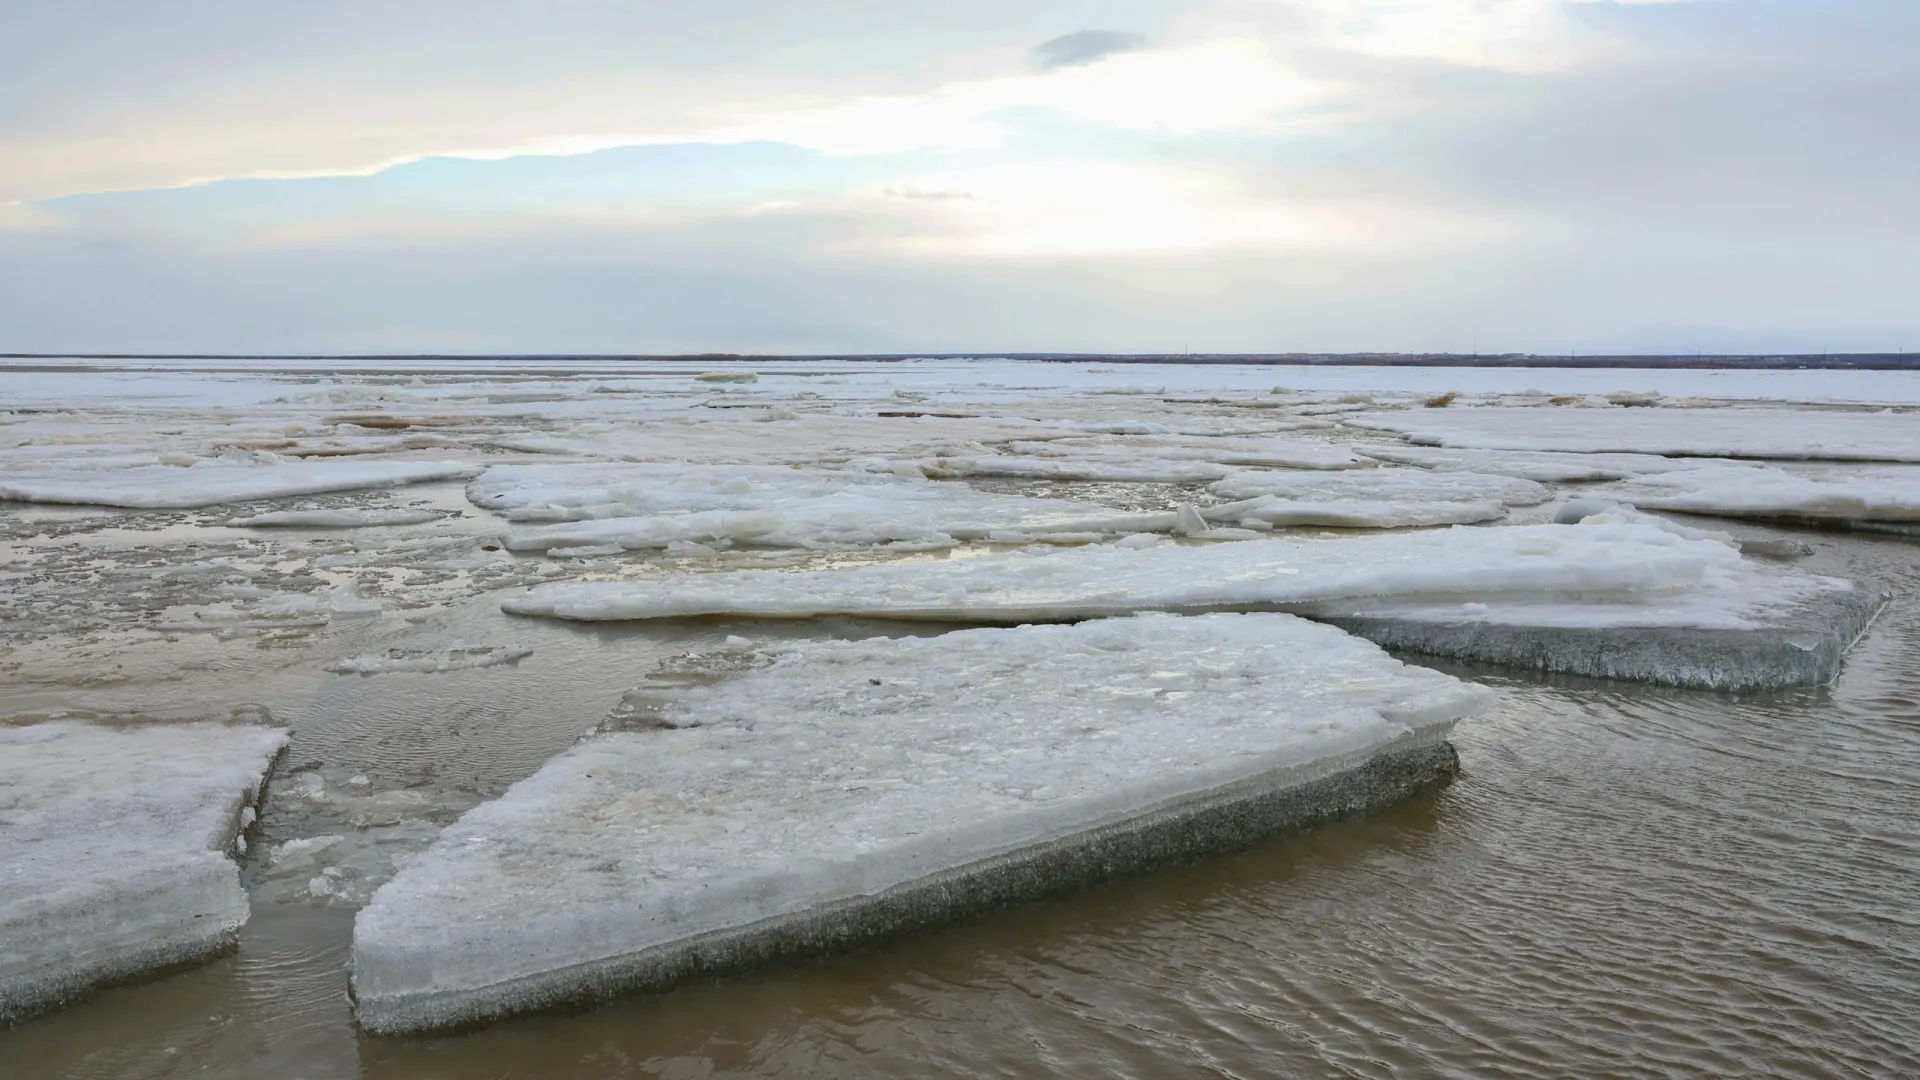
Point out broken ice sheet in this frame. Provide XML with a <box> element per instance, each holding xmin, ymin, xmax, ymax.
<box><xmin>350</xmin><ymin>613</ymin><xmax>1493</xmax><ymax>1031</ymax></box>
<box><xmin>502</xmin><ymin>521</ymin><xmax>1751</xmax><ymax>623</ymax></box>
<box><xmin>0</xmin><ymin>456</ymin><xmax>482</xmax><ymax>509</ymax></box>
<box><xmin>0</xmin><ymin>718</ymin><xmax>288</xmax><ymax>1023</ymax></box>
<box><xmin>1347</xmin><ymin>407</ymin><xmax>1920</xmax><ymax>463</ymax></box>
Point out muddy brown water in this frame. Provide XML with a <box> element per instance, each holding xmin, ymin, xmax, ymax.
<box><xmin>2</xmin><ymin>525</ymin><xmax>1917</xmax><ymax>1079</ymax></box>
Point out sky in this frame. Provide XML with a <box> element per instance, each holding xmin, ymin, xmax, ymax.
<box><xmin>1</xmin><ymin>0</ymin><xmax>1914</xmax><ymax>355</ymax></box>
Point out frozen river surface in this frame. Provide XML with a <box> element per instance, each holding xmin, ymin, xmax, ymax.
<box><xmin>1</xmin><ymin>359</ymin><xmax>1916</xmax><ymax>1078</ymax></box>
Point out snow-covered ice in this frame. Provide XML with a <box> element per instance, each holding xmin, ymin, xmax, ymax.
<box><xmin>1006</xmin><ymin>434</ymin><xmax>1369</xmax><ymax>469</ymax></box>
<box><xmin>350</xmin><ymin>613</ymin><xmax>1491</xmax><ymax>1032</ymax></box>
<box><xmin>503</xmin><ymin>522</ymin><xmax>1747</xmax><ymax>624</ymax></box>
<box><xmin>1620</xmin><ymin>465</ymin><xmax>1920</xmax><ymax>526</ymax></box>
<box><xmin>1201</xmin><ymin>469</ymin><xmax>1548</xmax><ymax>528</ymax></box>
<box><xmin>1352</xmin><ymin>445</ymin><xmax>1717</xmax><ymax>482</ymax></box>
<box><xmin>1347</xmin><ymin>407</ymin><xmax>1920</xmax><ymax>463</ymax></box>
<box><xmin>471</xmin><ymin>463</ymin><xmax>1169</xmax><ymax>551</ymax></box>
<box><xmin>0</xmin><ymin>457</ymin><xmax>481</xmax><ymax>509</ymax></box>
<box><xmin>884</xmin><ymin>435</ymin><xmax>1366</xmax><ymax>483</ymax></box>
<box><xmin>228</xmin><ymin>508</ymin><xmax>445</xmax><ymax>528</ymax></box>
<box><xmin>1</xmin><ymin>720</ymin><xmax>289</xmax><ymax>1024</ymax></box>
<box><xmin>883</xmin><ymin>453</ymin><xmax>1245</xmax><ymax>483</ymax></box>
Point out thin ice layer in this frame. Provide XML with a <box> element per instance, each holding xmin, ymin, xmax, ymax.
<box><xmin>229</xmin><ymin>508</ymin><xmax>444</xmax><ymax>527</ymax></box>
<box><xmin>1347</xmin><ymin>407</ymin><xmax>1920</xmax><ymax>462</ymax></box>
<box><xmin>473</xmin><ymin>463</ymin><xmax>1166</xmax><ymax>551</ymax></box>
<box><xmin>502</xmin><ymin>521</ymin><xmax>1746</xmax><ymax>623</ymax></box>
<box><xmin>1005</xmin><ymin>434</ymin><xmax>1369</xmax><ymax>469</ymax></box>
<box><xmin>350</xmin><ymin>614</ymin><xmax>1492</xmax><ymax>1032</ymax></box>
<box><xmin>0</xmin><ymin>459</ymin><xmax>480</xmax><ymax>508</ymax></box>
<box><xmin>1623</xmin><ymin>465</ymin><xmax>1920</xmax><ymax>524</ymax></box>
<box><xmin>1209</xmin><ymin>468</ymin><xmax>1545</xmax><ymax>505</ymax></box>
<box><xmin>1196</xmin><ymin>469</ymin><xmax>1547</xmax><ymax>528</ymax></box>
<box><xmin>1353</xmin><ymin>445</ymin><xmax>1714</xmax><ymax>482</ymax></box>
<box><xmin>1</xmin><ymin>721</ymin><xmax>290</xmax><ymax>1024</ymax></box>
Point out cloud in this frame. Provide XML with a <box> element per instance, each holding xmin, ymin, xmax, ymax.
<box><xmin>1032</xmin><ymin>30</ymin><xmax>1149</xmax><ymax>70</ymax></box>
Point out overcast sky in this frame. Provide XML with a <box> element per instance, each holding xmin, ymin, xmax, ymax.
<box><xmin>1</xmin><ymin>1</ymin><xmax>1913</xmax><ymax>354</ymax></box>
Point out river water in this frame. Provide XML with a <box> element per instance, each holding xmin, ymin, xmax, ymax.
<box><xmin>2</xmin><ymin>361</ymin><xmax>1917</xmax><ymax>1079</ymax></box>
<box><xmin>2</xmin><ymin>523</ymin><xmax>1914</xmax><ymax>1079</ymax></box>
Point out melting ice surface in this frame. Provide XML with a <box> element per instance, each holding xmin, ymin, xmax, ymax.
<box><xmin>0</xmin><ymin>456</ymin><xmax>480</xmax><ymax>509</ymax></box>
<box><xmin>350</xmin><ymin>613</ymin><xmax>1495</xmax><ymax>1031</ymax></box>
<box><xmin>0</xmin><ymin>720</ymin><xmax>288</xmax><ymax>1024</ymax></box>
<box><xmin>502</xmin><ymin>521</ymin><xmax>1766</xmax><ymax>623</ymax></box>
<box><xmin>1348</xmin><ymin>407</ymin><xmax>1920</xmax><ymax>462</ymax></box>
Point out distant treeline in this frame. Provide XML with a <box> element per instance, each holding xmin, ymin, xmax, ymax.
<box><xmin>3</xmin><ymin>352</ymin><xmax>1917</xmax><ymax>370</ymax></box>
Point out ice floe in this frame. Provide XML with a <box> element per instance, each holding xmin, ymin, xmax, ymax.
<box><xmin>1619</xmin><ymin>465</ymin><xmax>1920</xmax><ymax>528</ymax></box>
<box><xmin>1352</xmin><ymin>445</ymin><xmax>1716</xmax><ymax>482</ymax></box>
<box><xmin>473</xmin><ymin>462</ymin><xmax>1170</xmax><ymax>552</ymax></box>
<box><xmin>885</xmin><ymin>435</ymin><xmax>1366</xmax><ymax>483</ymax></box>
<box><xmin>1202</xmin><ymin>469</ymin><xmax>1548</xmax><ymax>527</ymax></box>
<box><xmin>1348</xmin><ymin>407</ymin><xmax>1920</xmax><ymax>463</ymax></box>
<box><xmin>350</xmin><ymin>613</ymin><xmax>1491</xmax><ymax>1032</ymax></box>
<box><xmin>228</xmin><ymin>508</ymin><xmax>445</xmax><ymax>528</ymax></box>
<box><xmin>0</xmin><ymin>456</ymin><xmax>481</xmax><ymax>509</ymax></box>
<box><xmin>503</xmin><ymin>522</ymin><xmax>1747</xmax><ymax>623</ymax></box>
<box><xmin>0</xmin><ymin>719</ymin><xmax>289</xmax><ymax>1024</ymax></box>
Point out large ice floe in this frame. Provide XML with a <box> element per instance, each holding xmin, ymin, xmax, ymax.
<box><xmin>1616</xmin><ymin>465</ymin><xmax>1920</xmax><ymax>531</ymax></box>
<box><xmin>504</xmin><ymin>521</ymin><xmax>1879</xmax><ymax>690</ymax></box>
<box><xmin>885</xmin><ymin>434</ymin><xmax>1366</xmax><ymax>483</ymax></box>
<box><xmin>1352</xmin><ymin>445</ymin><xmax>1719</xmax><ymax>482</ymax></box>
<box><xmin>504</xmin><ymin>522</ymin><xmax>1736</xmax><ymax>623</ymax></box>
<box><xmin>1204</xmin><ymin>469</ymin><xmax>1547</xmax><ymax>528</ymax></box>
<box><xmin>349</xmin><ymin>613</ymin><xmax>1491</xmax><ymax>1033</ymax></box>
<box><xmin>469</xmin><ymin>463</ymin><xmax>1167</xmax><ymax>552</ymax></box>
<box><xmin>1</xmin><ymin>719</ymin><xmax>289</xmax><ymax>1025</ymax></box>
<box><xmin>0</xmin><ymin>452</ymin><xmax>480</xmax><ymax>509</ymax></box>
<box><xmin>1347</xmin><ymin>407</ymin><xmax>1920</xmax><ymax>462</ymax></box>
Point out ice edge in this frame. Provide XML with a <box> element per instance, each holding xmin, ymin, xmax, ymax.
<box><xmin>350</xmin><ymin>724</ymin><xmax>1461</xmax><ymax>1035</ymax></box>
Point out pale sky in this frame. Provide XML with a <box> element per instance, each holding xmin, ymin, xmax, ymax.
<box><xmin>1</xmin><ymin>1</ymin><xmax>1913</xmax><ymax>354</ymax></box>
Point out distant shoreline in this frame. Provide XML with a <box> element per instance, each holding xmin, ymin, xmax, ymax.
<box><xmin>1</xmin><ymin>352</ymin><xmax>1915</xmax><ymax>371</ymax></box>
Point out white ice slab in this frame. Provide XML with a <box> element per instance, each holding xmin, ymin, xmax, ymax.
<box><xmin>1347</xmin><ymin>407</ymin><xmax>1920</xmax><ymax>463</ymax></box>
<box><xmin>0</xmin><ymin>458</ymin><xmax>481</xmax><ymax>509</ymax></box>
<box><xmin>228</xmin><ymin>508</ymin><xmax>444</xmax><ymax>527</ymax></box>
<box><xmin>350</xmin><ymin>613</ymin><xmax>1492</xmax><ymax>1032</ymax></box>
<box><xmin>467</xmin><ymin>463</ymin><xmax>897</xmax><ymax>522</ymax></box>
<box><xmin>1353</xmin><ymin>445</ymin><xmax>1715</xmax><ymax>482</ymax></box>
<box><xmin>503</xmin><ymin>522</ymin><xmax>1744</xmax><ymax>623</ymax></box>
<box><xmin>1</xmin><ymin>720</ymin><xmax>289</xmax><ymax>1023</ymax></box>
<box><xmin>474</xmin><ymin>463</ymin><xmax>1168</xmax><ymax>552</ymax></box>
<box><xmin>1622</xmin><ymin>465</ymin><xmax>1920</xmax><ymax>524</ymax></box>
<box><xmin>1006</xmin><ymin>434</ymin><xmax>1369</xmax><ymax>469</ymax></box>
<box><xmin>884</xmin><ymin>453</ymin><xmax>1242</xmax><ymax>483</ymax></box>
<box><xmin>1209</xmin><ymin>469</ymin><xmax>1545</xmax><ymax>505</ymax></box>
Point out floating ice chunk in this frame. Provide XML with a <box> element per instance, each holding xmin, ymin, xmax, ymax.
<box><xmin>1198</xmin><ymin>469</ymin><xmax>1547</xmax><ymax>528</ymax></box>
<box><xmin>1348</xmin><ymin>408</ymin><xmax>1920</xmax><ymax>463</ymax></box>
<box><xmin>350</xmin><ymin>613</ymin><xmax>1492</xmax><ymax>1033</ymax></box>
<box><xmin>1209</xmin><ymin>469</ymin><xmax>1545</xmax><ymax>506</ymax></box>
<box><xmin>1007</xmin><ymin>434</ymin><xmax>1369</xmax><ymax>469</ymax></box>
<box><xmin>502</xmin><ymin>522</ymin><xmax>1744</xmax><ymax>624</ymax></box>
<box><xmin>1311</xmin><ymin>565</ymin><xmax>1885</xmax><ymax>691</ymax></box>
<box><xmin>1621</xmin><ymin>465</ymin><xmax>1920</xmax><ymax>526</ymax></box>
<box><xmin>327</xmin><ymin>645</ymin><xmax>533</xmax><ymax>675</ymax></box>
<box><xmin>884</xmin><ymin>454</ymin><xmax>1240</xmax><ymax>483</ymax></box>
<box><xmin>1353</xmin><ymin>445</ymin><xmax>1713</xmax><ymax>482</ymax></box>
<box><xmin>0</xmin><ymin>720</ymin><xmax>289</xmax><ymax>1024</ymax></box>
<box><xmin>489</xmin><ymin>473</ymin><xmax>1171</xmax><ymax>554</ymax></box>
<box><xmin>0</xmin><ymin>460</ymin><xmax>481</xmax><ymax>509</ymax></box>
<box><xmin>228</xmin><ymin>508</ymin><xmax>443</xmax><ymax>528</ymax></box>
